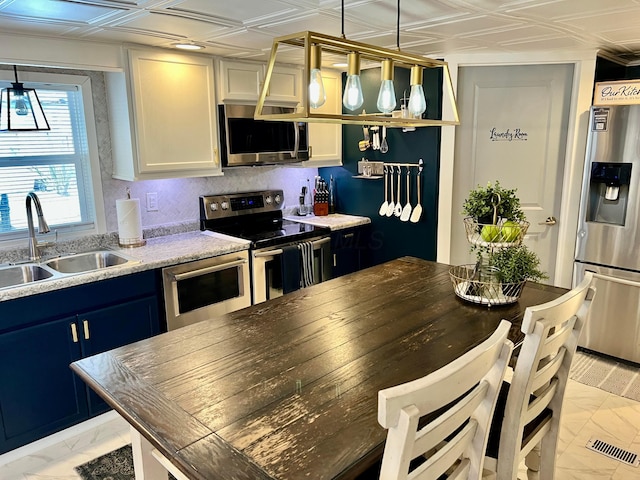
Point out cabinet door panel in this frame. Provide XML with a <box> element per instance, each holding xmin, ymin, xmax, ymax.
<box><xmin>80</xmin><ymin>296</ymin><xmax>158</xmax><ymax>415</ymax></box>
<box><xmin>0</xmin><ymin>317</ymin><xmax>86</xmax><ymax>453</ymax></box>
<box><xmin>129</xmin><ymin>49</ymin><xmax>219</xmax><ymax>174</ymax></box>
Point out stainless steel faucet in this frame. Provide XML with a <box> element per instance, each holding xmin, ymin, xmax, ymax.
<box><xmin>26</xmin><ymin>192</ymin><xmax>50</xmax><ymax>261</ymax></box>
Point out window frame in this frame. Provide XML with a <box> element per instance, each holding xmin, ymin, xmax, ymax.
<box><xmin>0</xmin><ymin>69</ymin><xmax>106</xmax><ymax>248</ymax></box>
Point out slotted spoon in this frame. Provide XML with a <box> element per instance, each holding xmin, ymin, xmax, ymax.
<box><xmin>400</xmin><ymin>169</ymin><xmax>412</xmax><ymax>221</ymax></box>
<box><xmin>378</xmin><ymin>166</ymin><xmax>389</xmax><ymax>216</ymax></box>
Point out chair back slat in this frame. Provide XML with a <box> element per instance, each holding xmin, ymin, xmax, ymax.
<box><xmin>538</xmin><ymin>318</ymin><xmax>576</xmax><ymax>360</ymax></box>
<box><xmin>413</xmin><ymin>381</ymin><xmax>488</xmax><ymax>458</ymax></box>
<box><xmin>379</xmin><ymin>320</ymin><xmax>513</xmax><ymax>480</ymax></box>
<box><xmin>445</xmin><ymin>458</ymin><xmax>471</xmax><ymax>480</ymax></box>
<box><xmin>411</xmin><ymin>421</ymin><xmax>477</xmax><ymax>480</ymax></box>
<box><xmin>531</xmin><ymin>348</ymin><xmax>565</xmax><ymax>393</ymax></box>
<box><xmin>523</xmin><ymin>378</ymin><xmax>557</xmax><ymax>425</ymax></box>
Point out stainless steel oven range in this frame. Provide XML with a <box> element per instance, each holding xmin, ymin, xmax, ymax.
<box><xmin>199</xmin><ymin>190</ymin><xmax>332</xmax><ymax>305</ymax></box>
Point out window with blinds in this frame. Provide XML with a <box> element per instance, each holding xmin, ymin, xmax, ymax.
<box><xmin>0</xmin><ymin>74</ymin><xmax>99</xmax><ymax>241</ymax></box>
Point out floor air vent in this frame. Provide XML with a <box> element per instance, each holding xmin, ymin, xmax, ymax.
<box><xmin>586</xmin><ymin>438</ymin><xmax>639</xmax><ymax>467</ymax></box>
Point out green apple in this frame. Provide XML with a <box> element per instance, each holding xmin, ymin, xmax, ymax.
<box><xmin>481</xmin><ymin>224</ymin><xmax>501</xmax><ymax>242</ymax></box>
<box><xmin>501</xmin><ymin>220</ymin><xmax>521</xmax><ymax>242</ymax></box>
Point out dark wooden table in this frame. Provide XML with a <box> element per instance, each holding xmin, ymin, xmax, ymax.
<box><xmin>70</xmin><ymin>257</ymin><xmax>566</xmax><ymax>480</ymax></box>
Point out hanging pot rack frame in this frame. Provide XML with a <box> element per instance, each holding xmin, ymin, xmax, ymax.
<box><xmin>255</xmin><ymin>31</ymin><xmax>460</xmax><ymax>128</ymax></box>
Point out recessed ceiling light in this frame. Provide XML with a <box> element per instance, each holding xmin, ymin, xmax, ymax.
<box><xmin>174</xmin><ymin>43</ymin><xmax>204</xmax><ymax>50</ymax></box>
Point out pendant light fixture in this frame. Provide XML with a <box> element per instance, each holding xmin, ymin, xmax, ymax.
<box><xmin>408</xmin><ymin>65</ymin><xmax>427</xmax><ymax>117</ymax></box>
<box><xmin>308</xmin><ymin>44</ymin><xmax>326</xmax><ymax>109</ymax></box>
<box><xmin>255</xmin><ymin>7</ymin><xmax>459</xmax><ymax>126</ymax></box>
<box><xmin>0</xmin><ymin>66</ymin><xmax>50</xmax><ymax>131</ymax></box>
<box><xmin>343</xmin><ymin>52</ymin><xmax>364</xmax><ymax>111</ymax></box>
<box><xmin>340</xmin><ymin>0</ymin><xmax>364</xmax><ymax>112</ymax></box>
<box><xmin>376</xmin><ymin>59</ymin><xmax>397</xmax><ymax>114</ymax></box>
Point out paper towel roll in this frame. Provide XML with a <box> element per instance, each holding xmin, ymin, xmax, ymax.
<box><xmin>116</xmin><ymin>198</ymin><xmax>145</xmax><ymax>247</ymax></box>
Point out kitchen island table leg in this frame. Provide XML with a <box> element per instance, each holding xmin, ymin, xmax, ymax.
<box><xmin>130</xmin><ymin>426</ymin><xmax>169</xmax><ymax>480</ymax></box>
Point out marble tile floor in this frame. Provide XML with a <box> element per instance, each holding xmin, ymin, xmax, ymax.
<box><xmin>1</xmin><ymin>378</ymin><xmax>639</xmax><ymax>479</ymax></box>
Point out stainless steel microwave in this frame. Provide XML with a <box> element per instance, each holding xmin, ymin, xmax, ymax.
<box><xmin>218</xmin><ymin>104</ymin><xmax>309</xmax><ymax>167</ymax></box>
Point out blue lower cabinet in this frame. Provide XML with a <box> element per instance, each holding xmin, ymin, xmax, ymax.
<box><xmin>0</xmin><ymin>270</ymin><xmax>161</xmax><ymax>454</ymax></box>
<box><xmin>331</xmin><ymin>225</ymin><xmax>371</xmax><ymax>278</ymax></box>
<box><xmin>80</xmin><ymin>297</ymin><xmax>159</xmax><ymax>416</ymax></box>
<box><xmin>0</xmin><ymin>317</ymin><xmax>87</xmax><ymax>453</ymax></box>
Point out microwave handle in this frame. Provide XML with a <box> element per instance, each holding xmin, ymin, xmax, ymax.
<box><xmin>172</xmin><ymin>258</ymin><xmax>247</xmax><ymax>281</ymax></box>
<box><xmin>290</xmin><ymin>122</ymin><xmax>300</xmax><ymax>159</ymax></box>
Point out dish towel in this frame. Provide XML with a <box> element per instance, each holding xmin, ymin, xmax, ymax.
<box><xmin>299</xmin><ymin>241</ymin><xmax>315</xmax><ymax>288</ymax></box>
<box><xmin>281</xmin><ymin>245</ymin><xmax>301</xmax><ymax>294</ymax></box>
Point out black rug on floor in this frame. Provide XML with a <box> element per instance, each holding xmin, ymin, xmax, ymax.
<box><xmin>74</xmin><ymin>444</ymin><xmax>177</xmax><ymax>480</ymax></box>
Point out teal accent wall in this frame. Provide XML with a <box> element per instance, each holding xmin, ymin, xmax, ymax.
<box><xmin>320</xmin><ymin>66</ymin><xmax>443</xmax><ymax>266</ymax></box>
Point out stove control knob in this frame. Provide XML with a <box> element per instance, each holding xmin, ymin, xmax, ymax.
<box><xmin>221</xmin><ymin>201</ymin><xmax>229</xmax><ymax>210</ymax></box>
<box><xmin>265</xmin><ymin>195</ymin><xmax>272</xmax><ymax>205</ymax></box>
<box><xmin>209</xmin><ymin>203</ymin><xmax>218</xmax><ymax>212</ymax></box>
<box><xmin>274</xmin><ymin>194</ymin><xmax>282</xmax><ymax>205</ymax></box>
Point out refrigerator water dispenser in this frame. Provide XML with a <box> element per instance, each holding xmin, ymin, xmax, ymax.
<box><xmin>586</xmin><ymin>162</ymin><xmax>632</xmax><ymax>226</ymax></box>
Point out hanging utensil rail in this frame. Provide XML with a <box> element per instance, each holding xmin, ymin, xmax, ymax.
<box><xmin>355</xmin><ymin>158</ymin><xmax>423</xmax><ymax>178</ymax></box>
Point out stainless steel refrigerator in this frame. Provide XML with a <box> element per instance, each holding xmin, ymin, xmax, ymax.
<box><xmin>574</xmin><ymin>105</ymin><xmax>640</xmax><ymax>364</ymax></box>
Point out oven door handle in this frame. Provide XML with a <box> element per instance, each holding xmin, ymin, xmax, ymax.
<box><xmin>253</xmin><ymin>237</ymin><xmax>330</xmax><ymax>258</ymax></box>
<box><xmin>172</xmin><ymin>258</ymin><xmax>248</xmax><ymax>281</ymax></box>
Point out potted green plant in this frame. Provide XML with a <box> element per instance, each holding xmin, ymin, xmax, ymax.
<box><xmin>462</xmin><ymin>181</ymin><xmax>527</xmax><ymax>243</ymax></box>
<box><xmin>462</xmin><ymin>180</ymin><xmax>526</xmax><ymax>223</ymax></box>
<box><xmin>490</xmin><ymin>245</ymin><xmax>548</xmax><ymax>297</ymax></box>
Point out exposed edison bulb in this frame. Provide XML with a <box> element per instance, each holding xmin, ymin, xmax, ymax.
<box><xmin>408</xmin><ymin>84</ymin><xmax>426</xmax><ymax>117</ymax></box>
<box><xmin>14</xmin><ymin>92</ymin><xmax>29</xmax><ymax>116</ymax></box>
<box><xmin>408</xmin><ymin>66</ymin><xmax>426</xmax><ymax>118</ymax></box>
<box><xmin>342</xmin><ymin>52</ymin><xmax>364</xmax><ymax>111</ymax></box>
<box><xmin>308</xmin><ymin>45</ymin><xmax>326</xmax><ymax>109</ymax></box>
<box><xmin>376</xmin><ymin>60</ymin><xmax>396</xmax><ymax>114</ymax></box>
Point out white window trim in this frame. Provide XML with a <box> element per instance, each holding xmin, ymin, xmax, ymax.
<box><xmin>0</xmin><ymin>69</ymin><xmax>106</xmax><ymax>248</ymax></box>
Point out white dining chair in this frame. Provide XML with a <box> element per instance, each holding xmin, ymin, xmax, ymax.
<box><xmin>484</xmin><ymin>272</ymin><xmax>596</xmax><ymax>480</ymax></box>
<box><xmin>377</xmin><ymin>319</ymin><xmax>514</xmax><ymax>480</ymax></box>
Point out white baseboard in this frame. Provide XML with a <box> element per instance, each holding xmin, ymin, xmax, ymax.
<box><xmin>0</xmin><ymin>410</ymin><xmax>121</xmax><ymax>466</ymax></box>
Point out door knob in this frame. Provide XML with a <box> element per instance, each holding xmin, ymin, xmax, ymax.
<box><xmin>538</xmin><ymin>216</ymin><xmax>557</xmax><ymax>226</ymax></box>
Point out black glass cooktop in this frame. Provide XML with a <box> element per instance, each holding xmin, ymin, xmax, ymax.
<box><xmin>206</xmin><ymin>214</ymin><xmax>330</xmax><ymax>249</ymax></box>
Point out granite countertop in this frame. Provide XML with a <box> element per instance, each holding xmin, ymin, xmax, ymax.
<box><xmin>0</xmin><ymin>231</ymin><xmax>250</xmax><ymax>302</ymax></box>
<box><xmin>0</xmin><ymin>214</ymin><xmax>370</xmax><ymax>302</ymax></box>
<box><xmin>283</xmin><ymin>213</ymin><xmax>371</xmax><ymax>230</ymax></box>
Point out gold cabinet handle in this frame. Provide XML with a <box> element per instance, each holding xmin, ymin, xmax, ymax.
<box><xmin>70</xmin><ymin>323</ymin><xmax>79</xmax><ymax>343</ymax></box>
<box><xmin>82</xmin><ymin>319</ymin><xmax>90</xmax><ymax>340</ymax></box>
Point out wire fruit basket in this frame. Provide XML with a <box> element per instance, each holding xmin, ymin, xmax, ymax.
<box><xmin>463</xmin><ymin>217</ymin><xmax>529</xmax><ymax>247</ymax></box>
<box><xmin>449</xmin><ymin>264</ymin><xmax>525</xmax><ymax>306</ymax></box>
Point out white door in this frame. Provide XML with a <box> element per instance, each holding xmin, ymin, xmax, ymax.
<box><xmin>450</xmin><ymin>64</ymin><xmax>574</xmax><ymax>284</ymax></box>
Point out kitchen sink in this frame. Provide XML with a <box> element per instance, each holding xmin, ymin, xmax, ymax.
<box><xmin>45</xmin><ymin>250</ymin><xmax>135</xmax><ymax>274</ymax></box>
<box><xmin>0</xmin><ymin>264</ymin><xmax>56</xmax><ymax>289</ymax></box>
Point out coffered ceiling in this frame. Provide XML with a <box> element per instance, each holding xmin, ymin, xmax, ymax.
<box><xmin>1</xmin><ymin>0</ymin><xmax>640</xmax><ymax>65</ymax></box>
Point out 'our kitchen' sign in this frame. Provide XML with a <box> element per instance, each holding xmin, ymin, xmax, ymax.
<box><xmin>594</xmin><ymin>80</ymin><xmax>640</xmax><ymax>105</ymax></box>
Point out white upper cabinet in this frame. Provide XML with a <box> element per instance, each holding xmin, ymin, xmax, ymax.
<box><xmin>107</xmin><ymin>47</ymin><xmax>221</xmax><ymax>181</ymax></box>
<box><xmin>307</xmin><ymin>69</ymin><xmax>343</xmax><ymax>166</ymax></box>
<box><xmin>217</xmin><ymin>59</ymin><xmax>302</xmax><ymax>105</ymax></box>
